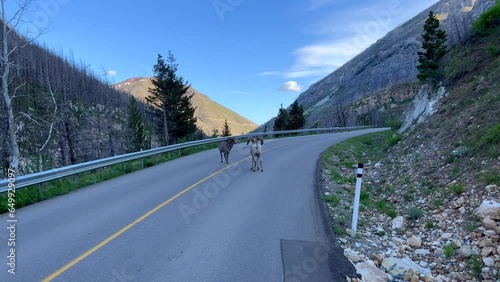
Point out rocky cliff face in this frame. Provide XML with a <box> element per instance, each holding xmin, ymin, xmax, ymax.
<box><xmin>292</xmin><ymin>0</ymin><xmax>496</xmax><ymax>127</ymax></box>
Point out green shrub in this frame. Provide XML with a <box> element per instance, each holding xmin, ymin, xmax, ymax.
<box><xmin>486</xmin><ymin>43</ymin><xmax>500</xmax><ymax>56</ymax></box>
<box><xmin>360</xmin><ymin>191</ymin><xmax>371</xmax><ymax>206</ymax></box>
<box><xmin>481</xmin><ymin>171</ymin><xmax>500</xmax><ymax>185</ymax></box>
<box><xmin>388</xmin><ymin>133</ymin><xmax>402</xmax><ymax>146</ymax></box>
<box><xmin>444</xmin><ymin>48</ymin><xmax>474</xmax><ymax>82</ymax></box>
<box><xmin>484</xmin><ymin>124</ymin><xmax>500</xmax><ymax>144</ymax></box>
<box><xmin>451</xmin><ymin>183</ymin><xmax>465</xmax><ymax>195</ymax></box>
<box><xmin>443</xmin><ymin>244</ymin><xmax>454</xmax><ymax>258</ymax></box>
<box><xmin>469</xmin><ymin>255</ymin><xmax>483</xmax><ymax>276</ymax></box>
<box><xmin>452</xmin><ymin>146</ymin><xmax>470</xmax><ymax>158</ymax></box>
<box><xmin>425</xmin><ymin>220</ymin><xmax>434</xmax><ymax>229</ymax></box>
<box><xmin>386</xmin><ymin>209</ymin><xmax>398</xmax><ymax>219</ymax></box>
<box><xmin>386</xmin><ymin>119</ymin><xmax>403</xmax><ymax>131</ymax></box>
<box><xmin>407</xmin><ymin>207</ymin><xmax>423</xmax><ymax>219</ymax></box>
<box><xmin>323</xmin><ymin>195</ymin><xmax>341</xmax><ymax>206</ymax></box>
<box><xmin>488</xmin><ymin>145</ymin><xmax>499</xmax><ymax>158</ymax></box>
<box><xmin>376</xmin><ymin>200</ymin><xmax>398</xmax><ymax>218</ymax></box>
<box><xmin>404</xmin><ymin>193</ymin><xmax>414</xmax><ymax>202</ymax></box>
<box><xmin>473</xmin><ymin>1</ymin><xmax>500</xmax><ymax>35</ymax></box>
<box><xmin>334</xmin><ymin>226</ymin><xmax>345</xmax><ymax>236</ymax></box>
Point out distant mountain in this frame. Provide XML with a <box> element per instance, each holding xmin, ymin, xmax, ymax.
<box><xmin>258</xmin><ymin>0</ymin><xmax>496</xmax><ymax>130</ymax></box>
<box><xmin>114</xmin><ymin>78</ymin><xmax>258</xmax><ymax>135</ymax></box>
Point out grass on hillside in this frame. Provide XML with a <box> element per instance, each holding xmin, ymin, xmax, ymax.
<box><xmin>322</xmin><ymin>130</ymin><xmax>399</xmax><ymax>226</ymax></box>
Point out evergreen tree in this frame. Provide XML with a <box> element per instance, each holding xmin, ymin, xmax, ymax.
<box><xmin>221</xmin><ymin>119</ymin><xmax>231</xmax><ymax>136</ymax></box>
<box><xmin>273</xmin><ymin>104</ymin><xmax>289</xmax><ymax>131</ymax></box>
<box><xmin>417</xmin><ymin>11</ymin><xmax>448</xmax><ymax>85</ymax></box>
<box><xmin>286</xmin><ymin>100</ymin><xmax>306</xmax><ymax>130</ymax></box>
<box><xmin>127</xmin><ymin>96</ymin><xmax>147</xmax><ymax>152</ymax></box>
<box><xmin>211</xmin><ymin>128</ymin><xmax>220</xmax><ymax>138</ymax></box>
<box><xmin>146</xmin><ymin>51</ymin><xmax>197</xmax><ymax>145</ymax></box>
<box><xmin>172</xmin><ymin>90</ymin><xmax>197</xmax><ymax>142</ymax></box>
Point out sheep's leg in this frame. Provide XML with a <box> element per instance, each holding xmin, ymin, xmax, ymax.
<box><xmin>220</xmin><ymin>152</ymin><xmax>223</xmax><ymax>163</ymax></box>
<box><xmin>251</xmin><ymin>154</ymin><xmax>256</xmax><ymax>172</ymax></box>
<box><xmin>225</xmin><ymin>152</ymin><xmax>229</xmax><ymax>164</ymax></box>
<box><xmin>259</xmin><ymin>157</ymin><xmax>263</xmax><ymax>172</ymax></box>
<box><xmin>250</xmin><ymin>151</ymin><xmax>254</xmax><ymax>170</ymax></box>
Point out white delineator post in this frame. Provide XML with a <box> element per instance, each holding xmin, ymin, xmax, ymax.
<box><xmin>351</xmin><ymin>163</ymin><xmax>363</xmax><ymax>237</ymax></box>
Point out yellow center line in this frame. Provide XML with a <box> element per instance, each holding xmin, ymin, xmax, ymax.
<box><xmin>43</xmin><ymin>140</ymin><xmax>299</xmax><ymax>281</ymax></box>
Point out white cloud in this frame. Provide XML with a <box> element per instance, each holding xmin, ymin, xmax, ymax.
<box><xmin>259</xmin><ymin>0</ymin><xmax>440</xmax><ymax>80</ymax></box>
<box><xmin>259</xmin><ymin>34</ymin><xmax>374</xmax><ymax>79</ymax></box>
<box><xmin>107</xmin><ymin>70</ymin><xmax>117</xmax><ymax>76</ymax></box>
<box><xmin>278</xmin><ymin>81</ymin><xmax>302</xmax><ymax>92</ymax></box>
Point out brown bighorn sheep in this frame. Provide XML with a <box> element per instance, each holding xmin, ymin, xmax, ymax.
<box><xmin>218</xmin><ymin>137</ymin><xmax>236</xmax><ymax>164</ymax></box>
<box><xmin>247</xmin><ymin>137</ymin><xmax>263</xmax><ymax>172</ymax></box>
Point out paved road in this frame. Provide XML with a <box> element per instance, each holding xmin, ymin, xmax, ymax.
<box><xmin>0</xmin><ymin>129</ymin><xmax>387</xmax><ymax>282</ymax></box>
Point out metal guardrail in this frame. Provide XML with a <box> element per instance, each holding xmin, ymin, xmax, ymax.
<box><xmin>0</xmin><ymin>126</ymin><xmax>369</xmax><ymax>192</ymax></box>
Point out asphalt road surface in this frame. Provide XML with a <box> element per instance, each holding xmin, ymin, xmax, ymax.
<box><xmin>0</xmin><ymin>128</ymin><xmax>388</xmax><ymax>282</ymax></box>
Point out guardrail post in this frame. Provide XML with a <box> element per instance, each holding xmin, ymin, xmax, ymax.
<box><xmin>141</xmin><ymin>158</ymin><xmax>144</xmax><ymax>169</ymax></box>
<box><xmin>123</xmin><ymin>163</ymin><xmax>126</xmax><ymax>174</ymax></box>
<box><xmin>351</xmin><ymin>163</ymin><xmax>364</xmax><ymax>237</ymax></box>
<box><xmin>101</xmin><ymin>168</ymin><xmax>105</xmax><ymax>181</ymax></box>
<box><xmin>38</xmin><ymin>183</ymin><xmax>43</xmax><ymax>198</ymax></box>
<box><xmin>74</xmin><ymin>174</ymin><xmax>78</xmax><ymax>187</ymax></box>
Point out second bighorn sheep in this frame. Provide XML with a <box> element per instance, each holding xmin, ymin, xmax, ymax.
<box><xmin>247</xmin><ymin>137</ymin><xmax>263</xmax><ymax>172</ymax></box>
<box><xmin>218</xmin><ymin>137</ymin><xmax>236</xmax><ymax>164</ymax></box>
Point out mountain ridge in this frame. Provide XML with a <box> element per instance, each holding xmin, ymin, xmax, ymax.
<box><xmin>259</xmin><ymin>0</ymin><xmax>496</xmax><ymax>130</ymax></box>
<box><xmin>114</xmin><ymin>77</ymin><xmax>258</xmax><ymax>135</ymax></box>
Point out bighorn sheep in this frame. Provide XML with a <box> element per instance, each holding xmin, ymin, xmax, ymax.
<box><xmin>247</xmin><ymin>137</ymin><xmax>263</xmax><ymax>172</ymax></box>
<box><xmin>218</xmin><ymin>137</ymin><xmax>236</xmax><ymax>164</ymax></box>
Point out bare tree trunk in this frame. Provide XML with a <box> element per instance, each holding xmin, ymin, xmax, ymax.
<box><xmin>336</xmin><ymin>103</ymin><xmax>349</xmax><ymax>127</ymax></box>
<box><xmin>162</xmin><ymin>104</ymin><xmax>169</xmax><ymax>145</ymax></box>
<box><xmin>1</xmin><ymin>1</ymin><xmax>20</xmax><ymax>173</ymax></box>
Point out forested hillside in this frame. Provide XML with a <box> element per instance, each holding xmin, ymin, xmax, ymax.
<box><xmin>0</xmin><ymin>23</ymin><xmax>147</xmax><ymax>177</ymax></box>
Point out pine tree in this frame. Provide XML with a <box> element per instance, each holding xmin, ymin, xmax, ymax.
<box><xmin>211</xmin><ymin>128</ymin><xmax>220</xmax><ymax>138</ymax></box>
<box><xmin>127</xmin><ymin>96</ymin><xmax>147</xmax><ymax>152</ymax></box>
<box><xmin>273</xmin><ymin>104</ymin><xmax>289</xmax><ymax>131</ymax></box>
<box><xmin>146</xmin><ymin>51</ymin><xmax>197</xmax><ymax>145</ymax></box>
<box><xmin>221</xmin><ymin>119</ymin><xmax>231</xmax><ymax>136</ymax></box>
<box><xmin>286</xmin><ymin>100</ymin><xmax>306</xmax><ymax>130</ymax></box>
<box><xmin>417</xmin><ymin>11</ymin><xmax>448</xmax><ymax>85</ymax></box>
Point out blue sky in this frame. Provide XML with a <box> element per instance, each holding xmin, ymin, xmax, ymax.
<box><xmin>10</xmin><ymin>0</ymin><xmax>439</xmax><ymax>125</ymax></box>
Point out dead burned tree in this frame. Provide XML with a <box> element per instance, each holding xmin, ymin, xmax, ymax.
<box><xmin>1</xmin><ymin>0</ymin><xmax>46</xmax><ymax>174</ymax></box>
<box><xmin>335</xmin><ymin>103</ymin><xmax>349</xmax><ymax>127</ymax></box>
<box><xmin>18</xmin><ymin>86</ymin><xmax>57</xmax><ymax>172</ymax></box>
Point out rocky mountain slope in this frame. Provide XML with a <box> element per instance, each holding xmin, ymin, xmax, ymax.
<box><xmin>320</xmin><ymin>11</ymin><xmax>500</xmax><ymax>282</ymax></box>
<box><xmin>259</xmin><ymin>0</ymin><xmax>496</xmax><ymax>130</ymax></box>
<box><xmin>114</xmin><ymin>77</ymin><xmax>257</xmax><ymax>135</ymax></box>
